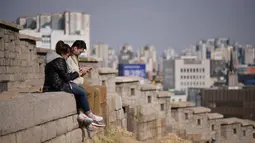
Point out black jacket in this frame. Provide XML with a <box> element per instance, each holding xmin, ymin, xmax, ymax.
<box><xmin>43</xmin><ymin>52</ymin><xmax>79</xmax><ymax>92</ymax></box>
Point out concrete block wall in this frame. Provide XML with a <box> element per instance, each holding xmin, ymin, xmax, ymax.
<box><xmin>0</xmin><ymin>22</ymin><xmax>48</xmax><ymax>92</ymax></box>
<box><xmin>115</xmin><ymin>79</ymin><xmax>173</xmax><ymax>141</ymax></box>
<box><xmin>0</xmin><ymin>92</ymin><xmax>90</xmax><ymax>143</ymax></box>
<box><xmin>207</xmin><ymin>113</ymin><xmax>224</xmax><ymax>142</ymax></box>
<box><xmin>170</xmin><ymin>102</ymin><xmax>255</xmax><ymax>143</ymax></box>
<box><xmin>115</xmin><ymin>77</ymin><xmax>141</xmax><ymax>108</ymax></box>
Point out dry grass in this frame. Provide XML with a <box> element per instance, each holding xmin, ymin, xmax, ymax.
<box><xmin>158</xmin><ymin>133</ymin><xmax>192</xmax><ymax>143</ymax></box>
<box><xmin>92</xmin><ymin>127</ymin><xmax>139</xmax><ymax>143</ymax></box>
<box><xmin>90</xmin><ymin>127</ymin><xmax>191</xmax><ymax>143</ymax></box>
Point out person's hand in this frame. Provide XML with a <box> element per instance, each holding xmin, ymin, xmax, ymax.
<box><xmin>79</xmin><ymin>67</ymin><xmax>92</xmax><ymax>76</ymax></box>
<box><xmin>79</xmin><ymin>67</ymin><xmax>87</xmax><ymax>75</ymax></box>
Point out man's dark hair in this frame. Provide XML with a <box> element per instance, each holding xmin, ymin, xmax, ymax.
<box><xmin>71</xmin><ymin>40</ymin><xmax>87</xmax><ymax>49</ymax></box>
<box><xmin>56</xmin><ymin>42</ymin><xmax>71</xmax><ymax>55</ymax></box>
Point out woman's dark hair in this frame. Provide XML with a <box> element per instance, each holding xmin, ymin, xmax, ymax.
<box><xmin>55</xmin><ymin>41</ymin><xmax>71</xmax><ymax>55</ymax></box>
<box><xmin>71</xmin><ymin>40</ymin><xmax>87</xmax><ymax>50</ymax></box>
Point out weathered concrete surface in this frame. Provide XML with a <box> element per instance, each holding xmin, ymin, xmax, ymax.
<box><xmin>0</xmin><ymin>92</ymin><xmax>76</xmax><ymax>136</ymax></box>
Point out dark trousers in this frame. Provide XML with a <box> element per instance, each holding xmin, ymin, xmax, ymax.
<box><xmin>69</xmin><ymin>82</ymin><xmax>90</xmax><ymax>113</ymax></box>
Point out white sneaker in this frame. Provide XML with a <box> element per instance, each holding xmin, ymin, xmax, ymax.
<box><xmin>77</xmin><ymin>113</ymin><xmax>93</xmax><ymax>126</ymax></box>
<box><xmin>91</xmin><ymin>114</ymin><xmax>104</xmax><ymax>122</ymax></box>
<box><xmin>92</xmin><ymin>122</ymin><xmax>106</xmax><ymax>127</ymax></box>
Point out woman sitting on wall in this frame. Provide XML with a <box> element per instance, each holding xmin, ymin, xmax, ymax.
<box><xmin>42</xmin><ymin>41</ymin><xmax>104</xmax><ymax>127</ymax></box>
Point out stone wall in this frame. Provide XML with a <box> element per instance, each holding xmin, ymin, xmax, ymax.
<box><xmin>0</xmin><ymin>21</ymin><xmax>48</xmax><ymax>92</ymax></box>
<box><xmin>170</xmin><ymin>102</ymin><xmax>255</xmax><ymax>143</ymax></box>
<box><xmin>0</xmin><ymin>92</ymin><xmax>92</xmax><ymax>143</ymax></box>
<box><xmin>114</xmin><ymin>77</ymin><xmax>173</xmax><ymax>141</ymax></box>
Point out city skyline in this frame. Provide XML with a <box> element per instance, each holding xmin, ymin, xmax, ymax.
<box><xmin>1</xmin><ymin>0</ymin><xmax>255</xmax><ymax>54</ymax></box>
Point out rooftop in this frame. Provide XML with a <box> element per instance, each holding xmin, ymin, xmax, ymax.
<box><xmin>0</xmin><ymin>21</ymin><xmax>22</xmax><ymax>31</ymax></box>
<box><xmin>141</xmin><ymin>84</ymin><xmax>157</xmax><ymax>91</ymax></box>
<box><xmin>185</xmin><ymin>107</ymin><xmax>211</xmax><ymax>114</ymax></box>
<box><xmin>207</xmin><ymin>113</ymin><xmax>224</xmax><ymax>120</ymax></box>
<box><xmin>219</xmin><ymin>117</ymin><xmax>255</xmax><ymax>127</ymax></box>
<box><xmin>157</xmin><ymin>91</ymin><xmax>171</xmax><ymax>98</ymax></box>
<box><xmin>19</xmin><ymin>33</ymin><xmax>41</xmax><ymax>41</ymax></box>
<box><xmin>115</xmin><ymin>76</ymin><xmax>141</xmax><ymax>84</ymax></box>
<box><xmin>171</xmin><ymin>101</ymin><xmax>195</xmax><ymax>108</ymax></box>
<box><xmin>98</xmin><ymin>68</ymin><xmax>118</xmax><ymax>74</ymax></box>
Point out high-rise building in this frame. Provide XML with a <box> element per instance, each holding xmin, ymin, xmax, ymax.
<box><xmin>16</xmin><ymin>11</ymin><xmax>90</xmax><ymax>55</ymax></box>
<box><xmin>162</xmin><ymin>48</ymin><xmax>178</xmax><ymax>60</ymax></box>
<box><xmin>51</xmin><ymin>13</ymin><xmax>64</xmax><ymax>30</ymax></box>
<box><xmin>118</xmin><ymin>44</ymin><xmax>135</xmax><ymax>64</ymax></box>
<box><xmin>163</xmin><ymin>56</ymin><xmax>212</xmax><ymax>92</ymax></box>
<box><xmin>139</xmin><ymin>45</ymin><xmax>157</xmax><ymax>80</ymax></box>
<box><xmin>108</xmin><ymin>48</ymin><xmax>118</xmax><ymax>69</ymax></box>
<box><xmin>91</xmin><ymin>44</ymin><xmax>109</xmax><ymax>67</ymax></box>
<box><xmin>244</xmin><ymin>45</ymin><xmax>255</xmax><ymax>65</ymax></box>
<box><xmin>192</xmin><ymin>37</ymin><xmax>233</xmax><ymax>61</ymax></box>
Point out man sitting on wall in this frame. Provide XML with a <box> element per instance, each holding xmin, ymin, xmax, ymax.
<box><xmin>66</xmin><ymin>40</ymin><xmax>103</xmax><ymax>117</ymax></box>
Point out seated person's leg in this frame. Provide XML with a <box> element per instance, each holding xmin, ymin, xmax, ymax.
<box><xmin>70</xmin><ymin>83</ymin><xmax>104</xmax><ymax>123</ymax></box>
<box><xmin>81</xmin><ymin>83</ymin><xmax>101</xmax><ymax>115</ymax></box>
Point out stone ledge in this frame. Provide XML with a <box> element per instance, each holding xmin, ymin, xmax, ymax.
<box><xmin>0</xmin><ymin>92</ymin><xmax>76</xmax><ymax>136</ymax></box>
<box><xmin>98</xmin><ymin>67</ymin><xmax>118</xmax><ymax>74</ymax></box>
<box><xmin>115</xmin><ymin>76</ymin><xmax>140</xmax><ymax>84</ymax></box>
<box><xmin>207</xmin><ymin>113</ymin><xmax>224</xmax><ymax>120</ymax></box>
<box><xmin>36</xmin><ymin>47</ymin><xmax>53</xmax><ymax>54</ymax></box>
<box><xmin>0</xmin><ymin>21</ymin><xmax>22</xmax><ymax>31</ymax></box>
<box><xmin>185</xmin><ymin>107</ymin><xmax>211</xmax><ymax>114</ymax></box>
<box><xmin>220</xmin><ymin>117</ymin><xmax>242</xmax><ymax>125</ymax></box>
<box><xmin>171</xmin><ymin>101</ymin><xmax>195</xmax><ymax>108</ymax></box>
<box><xmin>242</xmin><ymin>119</ymin><xmax>255</xmax><ymax>127</ymax></box>
<box><xmin>79</xmin><ymin>56</ymin><xmax>100</xmax><ymax>63</ymax></box>
<box><xmin>220</xmin><ymin>117</ymin><xmax>255</xmax><ymax>127</ymax></box>
<box><xmin>19</xmin><ymin>33</ymin><xmax>41</xmax><ymax>41</ymax></box>
<box><xmin>141</xmin><ymin>84</ymin><xmax>157</xmax><ymax>91</ymax></box>
<box><xmin>157</xmin><ymin>91</ymin><xmax>171</xmax><ymax>98</ymax></box>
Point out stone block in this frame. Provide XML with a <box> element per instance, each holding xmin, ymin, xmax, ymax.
<box><xmin>0</xmin><ymin>30</ymin><xmax>3</xmax><ymax>38</ymax></box>
<box><xmin>56</xmin><ymin>117</ymin><xmax>68</xmax><ymax>136</ymax></box>
<box><xmin>0</xmin><ymin>51</ymin><xmax>4</xmax><ymax>58</ymax></box>
<box><xmin>66</xmin><ymin>116</ymin><xmax>74</xmax><ymax>132</ymax></box>
<box><xmin>0</xmin><ymin>92</ymin><xmax>77</xmax><ymax>136</ymax></box>
<box><xmin>116</xmin><ymin>109</ymin><xmax>125</xmax><ymax>120</ymax></box>
<box><xmin>65</xmin><ymin>131</ymin><xmax>72</xmax><ymax>143</ymax></box>
<box><xmin>16</xmin><ymin>126</ymin><xmax>42</xmax><ymax>143</ymax></box>
<box><xmin>0</xmin><ymin>74</ymin><xmax>9</xmax><ymax>81</ymax></box>
<box><xmin>71</xmin><ymin>129</ymin><xmax>83</xmax><ymax>143</ymax></box>
<box><xmin>137</xmin><ymin>104</ymin><xmax>159</xmax><ymax>122</ymax></box>
<box><xmin>72</xmin><ymin>115</ymin><xmax>79</xmax><ymax>129</ymax></box>
<box><xmin>109</xmin><ymin>93</ymin><xmax>122</xmax><ymax>111</ymax></box>
<box><xmin>121</xmin><ymin>118</ymin><xmax>127</xmax><ymax>129</ymax></box>
<box><xmin>41</xmin><ymin>121</ymin><xmax>57</xmax><ymax>141</ymax></box>
<box><xmin>109</xmin><ymin>111</ymin><xmax>117</xmax><ymax>123</ymax></box>
<box><xmin>0</xmin><ymin>133</ymin><xmax>16</xmax><ymax>143</ymax></box>
<box><xmin>50</xmin><ymin>135</ymin><xmax>66</xmax><ymax>143</ymax></box>
<box><xmin>138</xmin><ymin>129</ymin><xmax>155</xmax><ymax>141</ymax></box>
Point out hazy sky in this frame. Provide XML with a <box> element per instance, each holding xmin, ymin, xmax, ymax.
<box><xmin>0</xmin><ymin>0</ymin><xmax>255</xmax><ymax>54</ymax></box>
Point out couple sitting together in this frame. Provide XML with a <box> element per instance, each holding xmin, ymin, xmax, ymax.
<box><xmin>43</xmin><ymin>40</ymin><xmax>105</xmax><ymax>127</ymax></box>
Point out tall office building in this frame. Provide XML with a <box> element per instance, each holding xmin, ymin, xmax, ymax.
<box><xmin>163</xmin><ymin>56</ymin><xmax>212</xmax><ymax>91</ymax></box>
<box><xmin>91</xmin><ymin>44</ymin><xmax>109</xmax><ymax>67</ymax></box>
<box><xmin>244</xmin><ymin>45</ymin><xmax>255</xmax><ymax>65</ymax></box>
<box><xmin>118</xmin><ymin>44</ymin><xmax>135</xmax><ymax>64</ymax></box>
<box><xmin>139</xmin><ymin>45</ymin><xmax>157</xmax><ymax>71</ymax></box>
<box><xmin>16</xmin><ymin>11</ymin><xmax>90</xmax><ymax>55</ymax></box>
<box><xmin>191</xmin><ymin>38</ymin><xmax>233</xmax><ymax>61</ymax></box>
<box><xmin>108</xmin><ymin>48</ymin><xmax>118</xmax><ymax>69</ymax></box>
<box><xmin>162</xmin><ymin>48</ymin><xmax>178</xmax><ymax>60</ymax></box>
